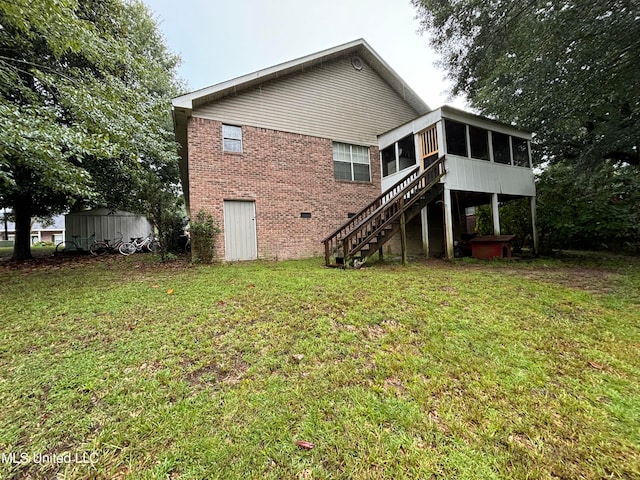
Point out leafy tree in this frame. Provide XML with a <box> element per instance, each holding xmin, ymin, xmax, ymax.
<box><xmin>536</xmin><ymin>161</ymin><xmax>640</xmax><ymax>251</ymax></box>
<box><xmin>412</xmin><ymin>0</ymin><xmax>640</xmax><ymax>251</ymax></box>
<box><xmin>136</xmin><ymin>169</ymin><xmax>186</xmax><ymax>261</ymax></box>
<box><xmin>0</xmin><ymin>0</ymin><xmax>182</xmax><ymax>260</ymax></box>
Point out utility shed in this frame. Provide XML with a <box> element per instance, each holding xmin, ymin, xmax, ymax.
<box><xmin>65</xmin><ymin>208</ymin><xmax>153</xmax><ymax>243</ymax></box>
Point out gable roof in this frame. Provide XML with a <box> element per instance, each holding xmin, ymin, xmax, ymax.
<box><xmin>172</xmin><ymin>39</ymin><xmax>429</xmax><ymax>115</ymax></box>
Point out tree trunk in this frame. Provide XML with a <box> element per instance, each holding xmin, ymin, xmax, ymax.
<box><xmin>12</xmin><ymin>202</ymin><xmax>33</xmax><ymax>260</ymax></box>
<box><xmin>3</xmin><ymin>210</ymin><xmax>8</xmax><ymax>240</ymax></box>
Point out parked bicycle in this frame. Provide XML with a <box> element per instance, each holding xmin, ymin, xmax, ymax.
<box><xmin>181</xmin><ymin>231</ymin><xmax>191</xmax><ymax>253</ymax></box>
<box><xmin>118</xmin><ymin>233</ymin><xmax>160</xmax><ymax>255</ymax></box>
<box><xmin>89</xmin><ymin>232</ymin><xmax>125</xmax><ymax>256</ymax></box>
<box><xmin>55</xmin><ymin>233</ymin><xmax>98</xmax><ymax>254</ymax></box>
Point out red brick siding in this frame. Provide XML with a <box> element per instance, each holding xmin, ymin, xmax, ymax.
<box><xmin>187</xmin><ymin>117</ymin><xmax>381</xmax><ymax>260</ymax></box>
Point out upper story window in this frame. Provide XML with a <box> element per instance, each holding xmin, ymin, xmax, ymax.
<box><xmin>444</xmin><ymin>118</ymin><xmax>531</xmax><ymax>167</ymax></box>
<box><xmin>492</xmin><ymin>132</ymin><xmax>511</xmax><ymax>164</ymax></box>
<box><xmin>222</xmin><ymin>124</ymin><xmax>242</xmax><ymax>153</ymax></box>
<box><xmin>381</xmin><ymin>135</ymin><xmax>416</xmax><ymax>177</ymax></box>
<box><xmin>512</xmin><ymin>137</ymin><xmax>530</xmax><ymax>167</ymax></box>
<box><xmin>333</xmin><ymin>142</ymin><xmax>370</xmax><ymax>182</ymax></box>
<box><xmin>445</xmin><ymin>120</ymin><xmax>467</xmax><ymax>157</ymax></box>
<box><xmin>469</xmin><ymin>126</ymin><xmax>489</xmax><ymax>160</ymax></box>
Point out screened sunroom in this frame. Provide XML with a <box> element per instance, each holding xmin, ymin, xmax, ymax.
<box><xmin>377</xmin><ymin>105</ymin><xmax>538</xmax><ymax>260</ymax></box>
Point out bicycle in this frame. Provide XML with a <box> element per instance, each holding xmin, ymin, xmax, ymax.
<box><xmin>181</xmin><ymin>232</ymin><xmax>191</xmax><ymax>253</ymax></box>
<box><xmin>89</xmin><ymin>232</ymin><xmax>124</xmax><ymax>256</ymax></box>
<box><xmin>55</xmin><ymin>233</ymin><xmax>97</xmax><ymax>254</ymax></box>
<box><xmin>119</xmin><ymin>233</ymin><xmax>160</xmax><ymax>255</ymax></box>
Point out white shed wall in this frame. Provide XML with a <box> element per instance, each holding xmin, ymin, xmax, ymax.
<box><xmin>65</xmin><ymin>209</ymin><xmax>153</xmax><ymax>243</ymax></box>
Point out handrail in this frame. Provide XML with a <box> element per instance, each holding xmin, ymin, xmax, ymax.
<box><xmin>344</xmin><ymin>158</ymin><xmax>445</xmax><ymax>259</ymax></box>
<box><xmin>323</xmin><ymin>156</ymin><xmax>445</xmax><ymax>266</ymax></box>
<box><xmin>321</xmin><ymin>165</ymin><xmax>419</xmax><ymax>243</ymax></box>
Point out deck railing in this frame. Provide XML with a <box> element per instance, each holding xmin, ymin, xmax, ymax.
<box><xmin>323</xmin><ymin>156</ymin><xmax>445</xmax><ymax>266</ymax></box>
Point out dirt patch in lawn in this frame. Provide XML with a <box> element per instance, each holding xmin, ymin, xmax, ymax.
<box><xmin>184</xmin><ymin>359</ymin><xmax>250</xmax><ymax>389</ymax></box>
<box><xmin>380</xmin><ymin>256</ymin><xmax>623</xmax><ymax>296</ymax></box>
<box><xmin>501</xmin><ymin>267</ymin><xmax>618</xmax><ymax>295</ymax></box>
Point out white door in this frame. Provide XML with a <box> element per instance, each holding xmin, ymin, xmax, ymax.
<box><xmin>223</xmin><ymin>200</ymin><xmax>257</xmax><ymax>261</ymax></box>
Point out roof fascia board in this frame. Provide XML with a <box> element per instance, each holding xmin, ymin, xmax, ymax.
<box><xmin>440</xmin><ymin>105</ymin><xmax>532</xmax><ymax>139</ymax></box>
<box><xmin>378</xmin><ymin>105</ymin><xmax>533</xmax><ymax>148</ymax></box>
<box><xmin>378</xmin><ymin>108</ymin><xmax>443</xmax><ymax>148</ymax></box>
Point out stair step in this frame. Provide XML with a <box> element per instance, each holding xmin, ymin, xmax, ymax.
<box><xmin>323</xmin><ymin>157</ymin><xmax>445</xmax><ymax>267</ymax></box>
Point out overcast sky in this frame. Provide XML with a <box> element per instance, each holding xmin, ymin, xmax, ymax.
<box><xmin>142</xmin><ymin>0</ymin><xmax>467</xmax><ymax>110</ymax></box>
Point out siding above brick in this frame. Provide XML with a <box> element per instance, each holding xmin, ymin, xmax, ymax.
<box><xmin>192</xmin><ymin>56</ymin><xmax>419</xmax><ymax>146</ymax></box>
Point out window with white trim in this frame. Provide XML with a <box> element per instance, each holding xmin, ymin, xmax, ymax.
<box><xmin>512</xmin><ymin>137</ymin><xmax>530</xmax><ymax>167</ymax></box>
<box><xmin>222</xmin><ymin>124</ymin><xmax>242</xmax><ymax>152</ymax></box>
<box><xmin>492</xmin><ymin>132</ymin><xmax>511</xmax><ymax>164</ymax></box>
<box><xmin>381</xmin><ymin>135</ymin><xmax>416</xmax><ymax>177</ymax></box>
<box><xmin>469</xmin><ymin>126</ymin><xmax>489</xmax><ymax>160</ymax></box>
<box><xmin>333</xmin><ymin>142</ymin><xmax>370</xmax><ymax>182</ymax></box>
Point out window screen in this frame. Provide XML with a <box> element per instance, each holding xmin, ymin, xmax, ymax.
<box><xmin>397</xmin><ymin>135</ymin><xmax>416</xmax><ymax>171</ymax></box>
<box><xmin>492</xmin><ymin>132</ymin><xmax>511</xmax><ymax>164</ymax></box>
<box><xmin>512</xmin><ymin>138</ymin><xmax>530</xmax><ymax>167</ymax></box>
<box><xmin>469</xmin><ymin>126</ymin><xmax>489</xmax><ymax>160</ymax></box>
<box><xmin>445</xmin><ymin>120</ymin><xmax>467</xmax><ymax>157</ymax></box>
<box><xmin>381</xmin><ymin>145</ymin><xmax>396</xmax><ymax>177</ymax></box>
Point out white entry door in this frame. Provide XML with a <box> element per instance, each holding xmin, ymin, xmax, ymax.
<box><xmin>223</xmin><ymin>200</ymin><xmax>257</xmax><ymax>261</ymax></box>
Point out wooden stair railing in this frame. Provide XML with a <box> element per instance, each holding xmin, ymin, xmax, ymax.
<box><xmin>323</xmin><ymin>156</ymin><xmax>445</xmax><ymax>267</ymax></box>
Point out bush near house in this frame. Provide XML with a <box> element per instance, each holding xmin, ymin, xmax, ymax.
<box><xmin>189</xmin><ymin>209</ymin><xmax>221</xmax><ymax>263</ymax></box>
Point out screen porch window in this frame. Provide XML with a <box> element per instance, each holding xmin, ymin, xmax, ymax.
<box><xmin>445</xmin><ymin>120</ymin><xmax>468</xmax><ymax>157</ymax></box>
<box><xmin>512</xmin><ymin>137</ymin><xmax>530</xmax><ymax>167</ymax></box>
<box><xmin>333</xmin><ymin>142</ymin><xmax>370</xmax><ymax>182</ymax></box>
<box><xmin>222</xmin><ymin>124</ymin><xmax>242</xmax><ymax>152</ymax></box>
<box><xmin>469</xmin><ymin>126</ymin><xmax>489</xmax><ymax>160</ymax></box>
<box><xmin>492</xmin><ymin>132</ymin><xmax>511</xmax><ymax>164</ymax></box>
<box><xmin>381</xmin><ymin>135</ymin><xmax>416</xmax><ymax>177</ymax></box>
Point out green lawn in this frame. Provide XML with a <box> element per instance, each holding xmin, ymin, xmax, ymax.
<box><xmin>0</xmin><ymin>253</ymin><xmax>638</xmax><ymax>479</ymax></box>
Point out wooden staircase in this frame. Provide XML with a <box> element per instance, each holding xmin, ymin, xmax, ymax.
<box><xmin>322</xmin><ymin>156</ymin><xmax>446</xmax><ymax>268</ymax></box>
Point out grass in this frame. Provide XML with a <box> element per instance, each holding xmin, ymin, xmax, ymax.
<box><xmin>0</xmin><ymin>252</ymin><xmax>639</xmax><ymax>479</ymax></box>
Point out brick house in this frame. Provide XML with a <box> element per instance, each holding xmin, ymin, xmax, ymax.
<box><xmin>172</xmin><ymin>39</ymin><xmax>537</xmax><ymax>264</ymax></box>
<box><xmin>2</xmin><ymin>214</ymin><xmax>65</xmax><ymax>245</ymax></box>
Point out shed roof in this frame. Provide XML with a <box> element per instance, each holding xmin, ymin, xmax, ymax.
<box><xmin>65</xmin><ymin>208</ymin><xmax>143</xmax><ymax>217</ymax></box>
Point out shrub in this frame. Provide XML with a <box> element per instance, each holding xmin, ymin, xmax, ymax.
<box><xmin>189</xmin><ymin>210</ymin><xmax>221</xmax><ymax>263</ymax></box>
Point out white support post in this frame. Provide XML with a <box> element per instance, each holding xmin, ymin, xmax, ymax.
<box><xmin>435</xmin><ymin>120</ymin><xmax>446</xmax><ymax>156</ymax></box>
<box><xmin>530</xmin><ymin>196</ymin><xmax>539</xmax><ymax>254</ymax></box>
<box><xmin>414</xmin><ymin>132</ymin><xmax>423</xmax><ymax>172</ymax></box>
<box><xmin>491</xmin><ymin>193</ymin><xmax>500</xmax><ymax>236</ymax></box>
<box><xmin>421</xmin><ymin>206</ymin><xmax>430</xmax><ymax>258</ymax></box>
<box><xmin>444</xmin><ymin>187</ymin><xmax>454</xmax><ymax>260</ymax></box>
